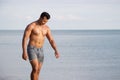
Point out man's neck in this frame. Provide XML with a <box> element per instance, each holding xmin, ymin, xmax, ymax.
<box><xmin>36</xmin><ymin>20</ymin><xmax>43</xmax><ymax>25</ymax></box>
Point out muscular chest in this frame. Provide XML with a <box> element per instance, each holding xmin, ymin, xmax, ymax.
<box><xmin>32</xmin><ymin>27</ymin><xmax>47</xmax><ymax>36</ymax></box>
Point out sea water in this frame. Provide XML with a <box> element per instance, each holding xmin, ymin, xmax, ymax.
<box><xmin>0</xmin><ymin>30</ymin><xmax>120</xmax><ymax>80</ymax></box>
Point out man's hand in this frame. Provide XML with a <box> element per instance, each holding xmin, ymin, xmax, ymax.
<box><xmin>22</xmin><ymin>52</ymin><xmax>28</xmax><ymax>61</ymax></box>
<box><xmin>55</xmin><ymin>51</ymin><xmax>60</xmax><ymax>59</ymax></box>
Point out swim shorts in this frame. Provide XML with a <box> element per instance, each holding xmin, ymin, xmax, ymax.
<box><xmin>27</xmin><ymin>45</ymin><xmax>44</xmax><ymax>63</ymax></box>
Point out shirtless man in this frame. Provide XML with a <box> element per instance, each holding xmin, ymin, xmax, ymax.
<box><xmin>22</xmin><ymin>12</ymin><xmax>60</xmax><ymax>80</ymax></box>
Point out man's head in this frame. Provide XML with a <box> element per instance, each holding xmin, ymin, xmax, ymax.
<box><xmin>39</xmin><ymin>12</ymin><xmax>50</xmax><ymax>25</ymax></box>
<box><xmin>40</xmin><ymin>12</ymin><xmax>50</xmax><ymax>19</ymax></box>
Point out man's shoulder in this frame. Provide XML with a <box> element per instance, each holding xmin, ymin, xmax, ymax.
<box><xmin>27</xmin><ymin>22</ymin><xmax>36</xmax><ymax>29</ymax></box>
<box><xmin>28</xmin><ymin>21</ymin><xmax>36</xmax><ymax>27</ymax></box>
<box><xmin>45</xmin><ymin>25</ymin><xmax>51</xmax><ymax>33</ymax></box>
<box><xmin>45</xmin><ymin>25</ymin><xmax>50</xmax><ymax>30</ymax></box>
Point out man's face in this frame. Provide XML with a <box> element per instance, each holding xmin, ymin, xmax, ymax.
<box><xmin>41</xmin><ymin>17</ymin><xmax>48</xmax><ymax>25</ymax></box>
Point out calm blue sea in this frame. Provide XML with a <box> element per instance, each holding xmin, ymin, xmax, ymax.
<box><xmin>0</xmin><ymin>30</ymin><xmax>120</xmax><ymax>80</ymax></box>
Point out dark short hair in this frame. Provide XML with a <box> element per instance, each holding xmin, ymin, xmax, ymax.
<box><xmin>40</xmin><ymin>12</ymin><xmax>50</xmax><ymax>19</ymax></box>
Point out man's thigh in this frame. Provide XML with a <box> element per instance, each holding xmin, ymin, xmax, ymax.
<box><xmin>30</xmin><ymin>59</ymin><xmax>39</xmax><ymax>69</ymax></box>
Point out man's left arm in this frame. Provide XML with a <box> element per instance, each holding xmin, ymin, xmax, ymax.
<box><xmin>46</xmin><ymin>28</ymin><xmax>60</xmax><ymax>58</ymax></box>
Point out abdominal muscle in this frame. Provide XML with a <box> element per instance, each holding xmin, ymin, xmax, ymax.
<box><xmin>28</xmin><ymin>34</ymin><xmax>45</xmax><ymax>48</ymax></box>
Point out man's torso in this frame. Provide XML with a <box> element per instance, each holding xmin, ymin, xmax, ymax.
<box><xmin>28</xmin><ymin>22</ymin><xmax>48</xmax><ymax>48</ymax></box>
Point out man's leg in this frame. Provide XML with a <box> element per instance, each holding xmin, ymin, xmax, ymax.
<box><xmin>30</xmin><ymin>59</ymin><xmax>39</xmax><ymax>80</ymax></box>
<box><xmin>37</xmin><ymin>62</ymin><xmax>43</xmax><ymax>79</ymax></box>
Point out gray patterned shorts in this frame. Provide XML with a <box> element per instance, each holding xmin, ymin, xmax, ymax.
<box><xmin>27</xmin><ymin>45</ymin><xmax>44</xmax><ymax>63</ymax></box>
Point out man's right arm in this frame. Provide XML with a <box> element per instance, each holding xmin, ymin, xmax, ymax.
<box><xmin>22</xmin><ymin>24</ymin><xmax>33</xmax><ymax>60</ymax></box>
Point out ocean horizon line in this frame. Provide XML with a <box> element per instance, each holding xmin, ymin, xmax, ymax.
<box><xmin>0</xmin><ymin>29</ymin><xmax>120</xmax><ymax>31</ymax></box>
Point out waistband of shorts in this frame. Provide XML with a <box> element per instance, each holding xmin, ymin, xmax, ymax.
<box><xmin>27</xmin><ymin>44</ymin><xmax>43</xmax><ymax>49</ymax></box>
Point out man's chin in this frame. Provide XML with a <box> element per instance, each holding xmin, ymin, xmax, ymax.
<box><xmin>42</xmin><ymin>23</ymin><xmax>45</xmax><ymax>25</ymax></box>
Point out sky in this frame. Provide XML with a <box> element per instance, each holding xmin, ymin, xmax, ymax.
<box><xmin>0</xmin><ymin>0</ymin><xmax>120</xmax><ymax>30</ymax></box>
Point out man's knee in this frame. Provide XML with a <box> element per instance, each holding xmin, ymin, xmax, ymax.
<box><xmin>32</xmin><ymin>66</ymin><xmax>39</xmax><ymax>73</ymax></box>
<box><xmin>37</xmin><ymin>68</ymin><xmax>41</xmax><ymax>73</ymax></box>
